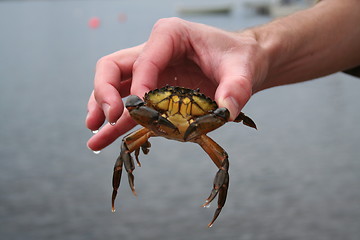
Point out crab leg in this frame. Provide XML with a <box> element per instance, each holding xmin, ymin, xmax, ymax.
<box><xmin>112</xmin><ymin>127</ymin><xmax>153</xmax><ymax>212</ymax></box>
<box><xmin>194</xmin><ymin>134</ymin><xmax>230</xmax><ymax>227</ymax></box>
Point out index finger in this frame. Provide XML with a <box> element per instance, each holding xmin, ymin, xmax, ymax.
<box><xmin>92</xmin><ymin>46</ymin><xmax>142</xmax><ymax>125</ymax></box>
<box><xmin>93</xmin><ymin>57</ymin><xmax>125</xmax><ymax>124</ymax></box>
<box><xmin>131</xmin><ymin>18</ymin><xmax>190</xmax><ymax>97</ymax></box>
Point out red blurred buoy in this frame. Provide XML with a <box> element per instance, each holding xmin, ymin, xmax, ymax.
<box><xmin>88</xmin><ymin>17</ymin><xmax>100</xmax><ymax>29</ymax></box>
<box><xmin>118</xmin><ymin>13</ymin><xmax>127</xmax><ymax>23</ymax></box>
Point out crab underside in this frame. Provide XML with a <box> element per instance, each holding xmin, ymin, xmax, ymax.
<box><xmin>111</xmin><ymin>86</ymin><xmax>256</xmax><ymax>227</ymax></box>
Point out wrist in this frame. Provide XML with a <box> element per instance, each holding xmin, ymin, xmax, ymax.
<box><xmin>246</xmin><ymin>0</ymin><xmax>360</xmax><ymax>91</ymax></box>
<box><xmin>248</xmin><ymin>20</ymin><xmax>300</xmax><ymax>91</ymax></box>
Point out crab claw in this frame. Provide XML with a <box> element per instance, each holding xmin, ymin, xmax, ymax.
<box><xmin>184</xmin><ymin>108</ymin><xmax>229</xmax><ymax>141</ymax></box>
<box><xmin>127</xmin><ymin>102</ymin><xmax>179</xmax><ymax>134</ymax></box>
<box><xmin>125</xmin><ymin>95</ymin><xmax>145</xmax><ymax>109</ymax></box>
<box><xmin>234</xmin><ymin>112</ymin><xmax>257</xmax><ymax>129</ymax></box>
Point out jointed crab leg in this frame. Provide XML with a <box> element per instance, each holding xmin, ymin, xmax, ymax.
<box><xmin>112</xmin><ymin>127</ymin><xmax>153</xmax><ymax>212</ymax></box>
<box><xmin>195</xmin><ymin>134</ymin><xmax>230</xmax><ymax>227</ymax></box>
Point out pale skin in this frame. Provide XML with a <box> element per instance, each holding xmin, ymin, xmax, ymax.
<box><xmin>86</xmin><ymin>0</ymin><xmax>360</xmax><ymax>151</ymax></box>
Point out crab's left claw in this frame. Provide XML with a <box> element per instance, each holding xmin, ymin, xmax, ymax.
<box><xmin>184</xmin><ymin>108</ymin><xmax>229</xmax><ymax>141</ymax></box>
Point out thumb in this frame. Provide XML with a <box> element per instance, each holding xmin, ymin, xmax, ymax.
<box><xmin>215</xmin><ymin>67</ymin><xmax>253</xmax><ymax>121</ymax></box>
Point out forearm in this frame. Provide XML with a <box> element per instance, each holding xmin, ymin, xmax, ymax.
<box><xmin>248</xmin><ymin>0</ymin><xmax>360</xmax><ymax>92</ymax></box>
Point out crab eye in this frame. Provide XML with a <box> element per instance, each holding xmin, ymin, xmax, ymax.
<box><xmin>125</xmin><ymin>95</ymin><xmax>144</xmax><ymax>108</ymax></box>
<box><xmin>213</xmin><ymin>108</ymin><xmax>230</xmax><ymax>120</ymax></box>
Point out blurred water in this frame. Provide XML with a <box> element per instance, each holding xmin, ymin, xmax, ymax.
<box><xmin>0</xmin><ymin>1</ymin><xmax>360</xmax><ymax>240</ymax></box>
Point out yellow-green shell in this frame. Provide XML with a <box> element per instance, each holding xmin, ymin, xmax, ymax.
<box><xmin>144</xmin><ymin>86</ymin><xmax>218</xmax><ymax>119</ymax></box>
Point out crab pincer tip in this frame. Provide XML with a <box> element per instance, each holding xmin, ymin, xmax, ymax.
<box><xmin>244</xmin><ymin>117</ymin><xmax>257</xmax><ymax>130</ymax></box>
<box><xmin>202</xmin><ymin>200</ymin><xmax>211</xmax><ymax>208</ymax></box>
<box><xmin>207</xmin><ymin>218</ymin><xmax>217</xmax><ymax>228</ymax></box>
<box><xmin>131</xmin><ymin>189</ymin><xmax>138</xmax><ymax>197</ymax></box>
<box><xmin>111</xmin><ymin>204</ymin><xmax>116</xmax><ymax>213</ymax></box>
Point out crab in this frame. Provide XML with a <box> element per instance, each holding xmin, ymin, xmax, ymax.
<box><xmin>112</xmin><ymin>86</ymin><xmax>257</xmax><ymax>227</ymax></box>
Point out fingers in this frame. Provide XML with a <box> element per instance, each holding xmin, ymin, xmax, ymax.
<box><xmin>88</xmin><ymin>18</ymin><xmax>189</xmax><ymax>135</ymax></box>
<box><xmin>86</xmin><ymin>91</ymin><xmax>106</xmax><ymax>131</ymax></box>
<box><xmin>86</xmin><ymin>46</ymin><xmax>142</xmax><ymax>132</ymax></box>
<box><xmin>93</xmin><ymin>57</ymin><xmax>125</xmax><ymax>124</ymax></box>
<box><xmin>87</xmin><ymin>18</ymin><xmax>192</xmax><ymax>151</ymax></box>
<box><xmin>131</xmin><ymin>18</ymin><xmax>189</xmax><ymax>97</ymax></box>
<box><xmin>87</xmin><ymin>110</ymin><xmax>137</xmax><ymax>151</ymax></box>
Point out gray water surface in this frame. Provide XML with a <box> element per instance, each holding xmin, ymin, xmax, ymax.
<box><xmin>1</xmin><ymin>1</ymin><xmax>359</xmax><ymax>240</ymax></box>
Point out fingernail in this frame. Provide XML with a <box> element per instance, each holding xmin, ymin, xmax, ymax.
<box><xmin>221</xmin><ymin>97</ymin><xmax>240</xmax><ymax>120</ymax></box>
<box><xmin>102</xmin><ymin>103</ymin><xmax>111</xmax><ymax>121</ymax></box>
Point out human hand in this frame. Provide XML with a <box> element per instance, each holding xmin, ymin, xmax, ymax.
<box><xmin>86</xmin><ymin>18</ymin><xmax>269</xmax><ymax>151</ymax></box>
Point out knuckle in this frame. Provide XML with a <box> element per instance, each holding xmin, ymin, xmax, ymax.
<box><xmin>235</xmin><ymin>77</ymin><xmax>253</xmax><ymax>101</ymax></box>
<box><xmin>96</xmin><ymin>55</ymin><xmax>112</xmax><ymax>68</ymax></box>
<box><xmin>132</xmin><ymin>59</ymin><xmax>147</xmax><ymax>80</ymax></box>
<box><xmin>93</xmin><ymin>87</ymin><xmax>103</xmax><ymax>102</ymax></box>
<box><xmin>153</xmin><ymin>17</ymin><xmax>185</xmax><ymax>31</ymax></box>
<box><xmin>132</xmin><ymin>56</ymin><xmax>141</xmax><ymax>71</ymax></box>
